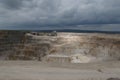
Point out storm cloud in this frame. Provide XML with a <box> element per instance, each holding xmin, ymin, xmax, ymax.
<box><xmin>0</xmin><ymin>0</ymin><xmax>120</xmax><ymax>30</ymax></box>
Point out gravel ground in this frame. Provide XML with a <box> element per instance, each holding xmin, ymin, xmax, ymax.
<box><xmin>0</xmin><ymin>61</ymin><xmax>120</xmax><ymax>80</ymax></box>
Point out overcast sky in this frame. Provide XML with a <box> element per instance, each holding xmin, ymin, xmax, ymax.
<box><xmin>0</xmin><ymin>0</ymin><xmax>120</xmax><ymax>31</ymax></box>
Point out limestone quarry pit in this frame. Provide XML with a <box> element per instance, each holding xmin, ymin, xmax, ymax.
<box><xmin>0</xmin><ymin>31</ymin><xmax>120</xmax><ymax>80</ymax></box>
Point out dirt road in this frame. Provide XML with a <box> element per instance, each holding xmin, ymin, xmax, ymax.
<box><xmin>0</xmin><ymin>61</ymin><xmax>120</xmax><ymax>80</ymax></box>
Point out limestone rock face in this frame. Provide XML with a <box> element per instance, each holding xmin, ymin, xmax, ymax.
<box><xmin>0</xmin><ymin>31</ymin><xmax>120</xmax><ymax>63</ymax></box>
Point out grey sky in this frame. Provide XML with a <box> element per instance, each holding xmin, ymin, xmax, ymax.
<box><xmin>0</xmin><ymin>0</ymin><xmax>120</xmax><ymax>31</ymax></box>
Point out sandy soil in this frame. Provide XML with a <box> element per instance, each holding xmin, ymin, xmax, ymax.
<box><xmin>0</xmin><ymin>61</ymin><xmax>120</xmax><ymax>80</ymax></box>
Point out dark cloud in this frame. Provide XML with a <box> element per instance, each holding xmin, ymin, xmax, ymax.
<box><xmin>0</xmin><ymin>0</ymin><xmax>120</xmax><ymax>31</ymax></box>
<box><xmin>0</xmin><ymin>0</ymin><xmax>23</xmax><ymax>10</ymax></box>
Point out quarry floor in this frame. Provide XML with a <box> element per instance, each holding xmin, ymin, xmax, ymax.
<box><xmin>0</xmin><ymin>61</ymin><xmax>120</xmax><ymax>80</ymax></box>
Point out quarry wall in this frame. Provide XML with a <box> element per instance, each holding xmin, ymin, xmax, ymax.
<box><xmin>0</xmin><ymin>31</ymin><xmax>120</xmax><ymax>63</ymax></box>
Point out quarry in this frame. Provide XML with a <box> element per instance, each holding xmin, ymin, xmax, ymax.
<box><xmin>0</xmin><ymin>30</ymin><xmax>120</xmax><ymax>80</ymax></box>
